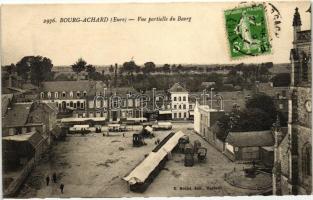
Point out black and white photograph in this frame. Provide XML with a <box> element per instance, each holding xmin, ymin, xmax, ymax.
<box><xmin>0</xmin><ymin>1</ymin><xmax>312</xmax><ymax>198</ymax></box>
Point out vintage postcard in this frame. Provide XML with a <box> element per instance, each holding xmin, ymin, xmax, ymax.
<box><xmin>1</xmin><ymin>1</ymin><xmax>312</xmax><ymax>198</ymax></box>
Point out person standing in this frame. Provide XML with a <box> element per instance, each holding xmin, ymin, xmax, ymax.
<box><xmin>60</xmin><ymin>183</ymin><xmax>64</xmax><ymax>194</ymax></box>
<box><xmin>46</xmin><ymin>176</ymin><xmax>50</xmax><ymax>186</ymax></box>
<box><xmin>52</xmin><ymin>172</ymin><xmax>57</xmax><ymax>183</ymax></box>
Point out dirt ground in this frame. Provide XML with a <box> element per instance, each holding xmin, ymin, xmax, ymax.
<box><xmin>17</xmin><ymin>122</ymin><xmax>264</xmax><ymax>197</ymax></box>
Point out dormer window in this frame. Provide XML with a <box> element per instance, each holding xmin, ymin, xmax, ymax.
<box><xmin>77</xmin><ymin>91</ymin><xmax>81</xmax><ymax>98</ymax></box>
<box><xmin>70</xmin><ymin>91</ymin><xmax>73</xmax><ymax>98</ymax></box>
<box><xmin>62</xmin><ymin>91</ymin><xmax>66</xmax><ymax>98</ymax></box>
<box><xmin>40</xmin><ymin>92</ymin><xmax>44</xmax><ymax>99</ymax></box>
<box><xmin>47</xmin><ymin>92</ymin><xmax>51</xmax><ymax>98</ymax></box>
<box><xmin>55</xmin><ymin>92</ymin><xmax>59</xmax><ymax>99</ymax></box>
<box><xmin>83</xmin><ymin>91</ymin><xmax>87</xmax><ymax>97</ymax></box>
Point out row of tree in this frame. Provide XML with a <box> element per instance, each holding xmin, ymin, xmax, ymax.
<box><xmin>226</xmin><ymin>62</ymin><xmax>273</xmax><ymax>89</ymax></box>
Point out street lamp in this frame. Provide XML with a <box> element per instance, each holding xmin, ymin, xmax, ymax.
<box><xmin>202</xmin><ymin>89</ymin><xmax>206</xmax><ymax>105</ymax></box>
<box><xmin>211</xmin><ymin>88</ymin><xmax>214</xmax><ymax>109</ymax></box>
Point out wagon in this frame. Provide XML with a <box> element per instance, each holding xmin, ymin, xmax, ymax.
<box><xmin>184</xmin><ymin>153</ymin><xmax>194</xmax><ymax>167</ymax></box>
<box><xmin>178</xmin><ymin>135</ymin><xmax>189</xmax><ymax>153</ymax></box>
<box><xmin>133</xmin><ymin>133</ymin><xmax>145</xmax><ymax>147</ymax></box>
<box><xmin>69</xmin><ymin>125</ymin><xmax>91</xmax><ymax>134</ymax></box>
<box><xmin>152</xmin><ymin>122</ymin><xmax>172</xmax><ymax>131</ymax></box>
<box><xmin>184</xmin><ymin>143</ymin><xmax>194</xmax><ymax>155</ymax></box>
<box><xmin>95</xmin><ymin>125</ymin><xmax>102</xmax><ymax>133</ymax></box>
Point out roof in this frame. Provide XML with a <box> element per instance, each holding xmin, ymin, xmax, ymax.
<box><xmin>61</xmin><ymin>117</ymin><xmax>106</xmax><ymax>123</ymax></box>
<box><xmin>22</xmin><ymin>83</ymin><xmax>38</xmax><ymax>91</ymax></box>
<box><xmin>159</xmin><ymin>110</ymin><xmax>172</xmax><ymax>115</ymax></box>
<box><xmin>41</xmin><ymin>80</ymin><xmax>103</xmax><ymax>93</ymax></box>
<box><xmin>3</xmin><ymin>131</ymin><xmax>45</xmax><ymax>148</ymax></box>
<box><xmin>106</xmin><ymin>87</ymin><xmax>138</xmax><ymax>97</ymax></box>
<box><xmin>2</xmin><ymin>102</ymin><xmax>33</xmax><ymax>127</ymax></box>
<box><xmin>168</xmin><ymin>83</ymin><xmax>188</xmax><ymax>93</ymax></box>
<box><xmin>7</xmin><ymin>87</ymin><xmax>26</xmax><ymax>93</ymax></box>
<box><xmin>226</xmin><ymin>130</ymin><xmax>274</xmax><ymax>147</ymax></box>
<box><xmin>45</xmin><ymin>102</ymin><xmax>59</xmax><ymax>113</ymax></box>
<box><xmin>293</xmin><ymin>8</ymin><xmax>302</xmax><ymax>27</ymax></box>
<box><xmin>123</xmin><ymin>131</ymin><xmax>185</xmax><ymax>184</ymax></box>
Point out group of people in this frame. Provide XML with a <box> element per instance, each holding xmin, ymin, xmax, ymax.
<box><xmin>45</xmin><ymin>172</ymin><xmax>64</xmax><ymax>194</ymax></box>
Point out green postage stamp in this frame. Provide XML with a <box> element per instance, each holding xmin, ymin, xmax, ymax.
<box><xmin>224</xmin><ymin>4</ymin><xmax>271</xmax><ymax>58</ymax></box>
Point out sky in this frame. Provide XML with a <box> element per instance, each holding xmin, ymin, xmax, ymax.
<box><xmin>1</xmin><ymin>1</ymin><xmax>311</xmax><ymax>66</ymax></box>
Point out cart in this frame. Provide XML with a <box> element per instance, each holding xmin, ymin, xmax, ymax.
<box><xmin>133</xmin><ymin>133</ymin><xmax>145</xmax><ymax>147</ymax></box>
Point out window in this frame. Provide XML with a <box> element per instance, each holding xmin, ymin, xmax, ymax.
<box><xmin>55</xmin><ymin>92</ymin><xmax>58</xmax><ymax>99</ymax></box>
<box><xmin>178</xmin><ymin>113</ymin><xmax>181</xmax><ymax>118</ymax></box>
<box><xmin>189</xmin><ymin>105</ymin><xmax>193</xmax><ymax>109</ymax></box>
<box><xmin>83</xmin><ymin>91</ymin><xmax>87</xmax><ymax>97</ymax></box>
<box><xmin>179</xmin><ymin>105</ymin><xmax>181</xmax><ymax>109</ymax></box>
<box><xmin>183</xmin><ymin>104</ymin><xmax>186</xmax><ymax>109</ymax></box>
<box><xmin>40</xmin><ymin>92</ymin><xmax>44</xmax><ymax>99</ymax></box>
<box><xmin>174</xmin><ymin>113</ymin><xmax>177</xmax><ymax>118</ymax></box>
<box><xmin>70</xmin><ymin>91</ymin><xmax>73</xmax><ymax>98</ymax></box>
<box><xmin>303</xmin><ymin>144</ymin><xmax>312</xmax><ymax>176</ymax></box>
<box><xmin>62</xmin><ymin>91</ymin><xmax>66</xmax><ymax>98</ymax></box>
<box><xmin>282</xmin><ymin>90</ymin><xmax>286</xmax><ymax>97</ymax></box>
<box><xmin>174</xmin><ymin>97</ymin><xmax>177</xmax><ymax>101</ymax></box>
<box><xmin>77</xmin><ymin>101</ymin><xmax>81</xmax><ymax>108</ymax></box>
<box><xmin>77</xmin><ymin>91</ymin><xmax>80</xmax><ymax>98</ymax></box>
<box><xmin>302</xmin><ymin>53</ymin><xmax>309</xmax><ymax>82</ymax></box>
<box><xmin>184</xmin><ymin>112</ymin><xmax>187</xmax><ymax>118</ymax></box>
<box><xmin>183</xmin><ymin>96</ymin><xmax>186</xmax><ymax>101</ymax></box>
<box><xmin>179</xmin><ymin>97</ymin><xmax>181</xmax><ymax>101</ymax></box>
<box><xmin>174</xmin><ymin>105</ymin><xmax>177</xmax><ymax>109</ymax></box>
<box><xmin>47</xmin><ymin>92</ymin><xmax>51</xmax><ymax>98</ymax></box>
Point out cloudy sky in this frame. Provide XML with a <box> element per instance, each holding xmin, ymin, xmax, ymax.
<box><xmin>1</xmin><ymin>1</ymin><xmax>311</xmax><ymax>66</ymax></box>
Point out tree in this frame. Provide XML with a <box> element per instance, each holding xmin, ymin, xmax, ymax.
<box><xmin>7</xmin><ymin>64</ymin><xmax>16</xmax><ymax>75</ymax></box>
<box><xmin>142</xmin><ymin>62</ymin><xmax>156</xmax><ymax>74</ymax></box>
<box><xmin>271</xmin><ymin>73</ymin><xmax>291</xmax><ymax>87</ymax></box>
<box><xmin>162</xmin><ymin>64</ymin><xmax>171</xmax><ymax>73</ymax></box>
<box><xmin>121</xmin><ymin>61</ymin><xmax>137</xmax><ymax>75</ymax></box>
<box><xmin>236</xmin><ymin>108</ymin><xmax>273</xmax><ymax>131</ymax></box>
<box><xmin>109</xmin><ymin>65</ymin><xmax>114</xmax><ymax>73</ymax></box>
<box><xmin>16</xmin><ymin>56</ymin><xmax>32</xmax><ymax>81</ymax></box>
<box><xmin>16</xmin><ymin>56</ymin><xmax>53</xmax><ymax>85</ymax></box>
<box><xmin>246</xmin><ymin>93</ymin><xmax>277</xmax><ymax>121</ymax></box>
<box><xmin>86</xmin><ymin>64</ymin><xmax>96</xmax><ymax>80</ymax></box>
<box><xmin>72</xmin><ymin>58</ymin><xmax>87</xmax><ymax>80</ymax></box>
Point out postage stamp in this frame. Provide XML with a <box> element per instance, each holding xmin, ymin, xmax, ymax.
<box><xmin>224</xmin><ymin>4</ymin><xmax>271</xmax><ymax>58</ymax></box>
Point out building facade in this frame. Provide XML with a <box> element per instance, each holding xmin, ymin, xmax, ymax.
<box><xmin>169</xmin><ymin>83</ymin><xmax>189</xmax><ymax>120</ymax></box>
<box><xmin>273</xmin><ymin>7</ymin><xmax>312</xmax><ymax>195</ymax></box>
<box><xmin>40</xmin><ymin>80</ymin><xmax>106</xmax><ymax>118</ymax></box>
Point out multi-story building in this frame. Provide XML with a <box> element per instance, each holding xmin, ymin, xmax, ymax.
<box><xmin>273</xmin><ymin>7</ymin><xmax>311</xmax><ymax>195</ymax></box>
<box><xmin>169</xmin><ymin>83</ymin><xmax>189</xmax><ymax>120</ymax></box>
<box><xmin>39</xmin><ymin>80</ymin><xmax>106</xmax><ymax>118</ymax></box>
<box><xmin>103</xmin><ymin>87</ymin><xmax>142</xmax><ymax>122</ymax></box>
<box><xmin>194</xmin><ymin>101</ymin><xmax>225</xmax><ymax>143</ymax></box>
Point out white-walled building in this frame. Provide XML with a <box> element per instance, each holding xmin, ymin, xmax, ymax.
<box><xmin>168</xmin><ymin>83</ymin><xmax>189</xmax><ymax>120</ymax></box>
<box><xmin>194</xmin><ymin>101</ymin><xmax>224</xmax><ymax>141</ymax></box>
